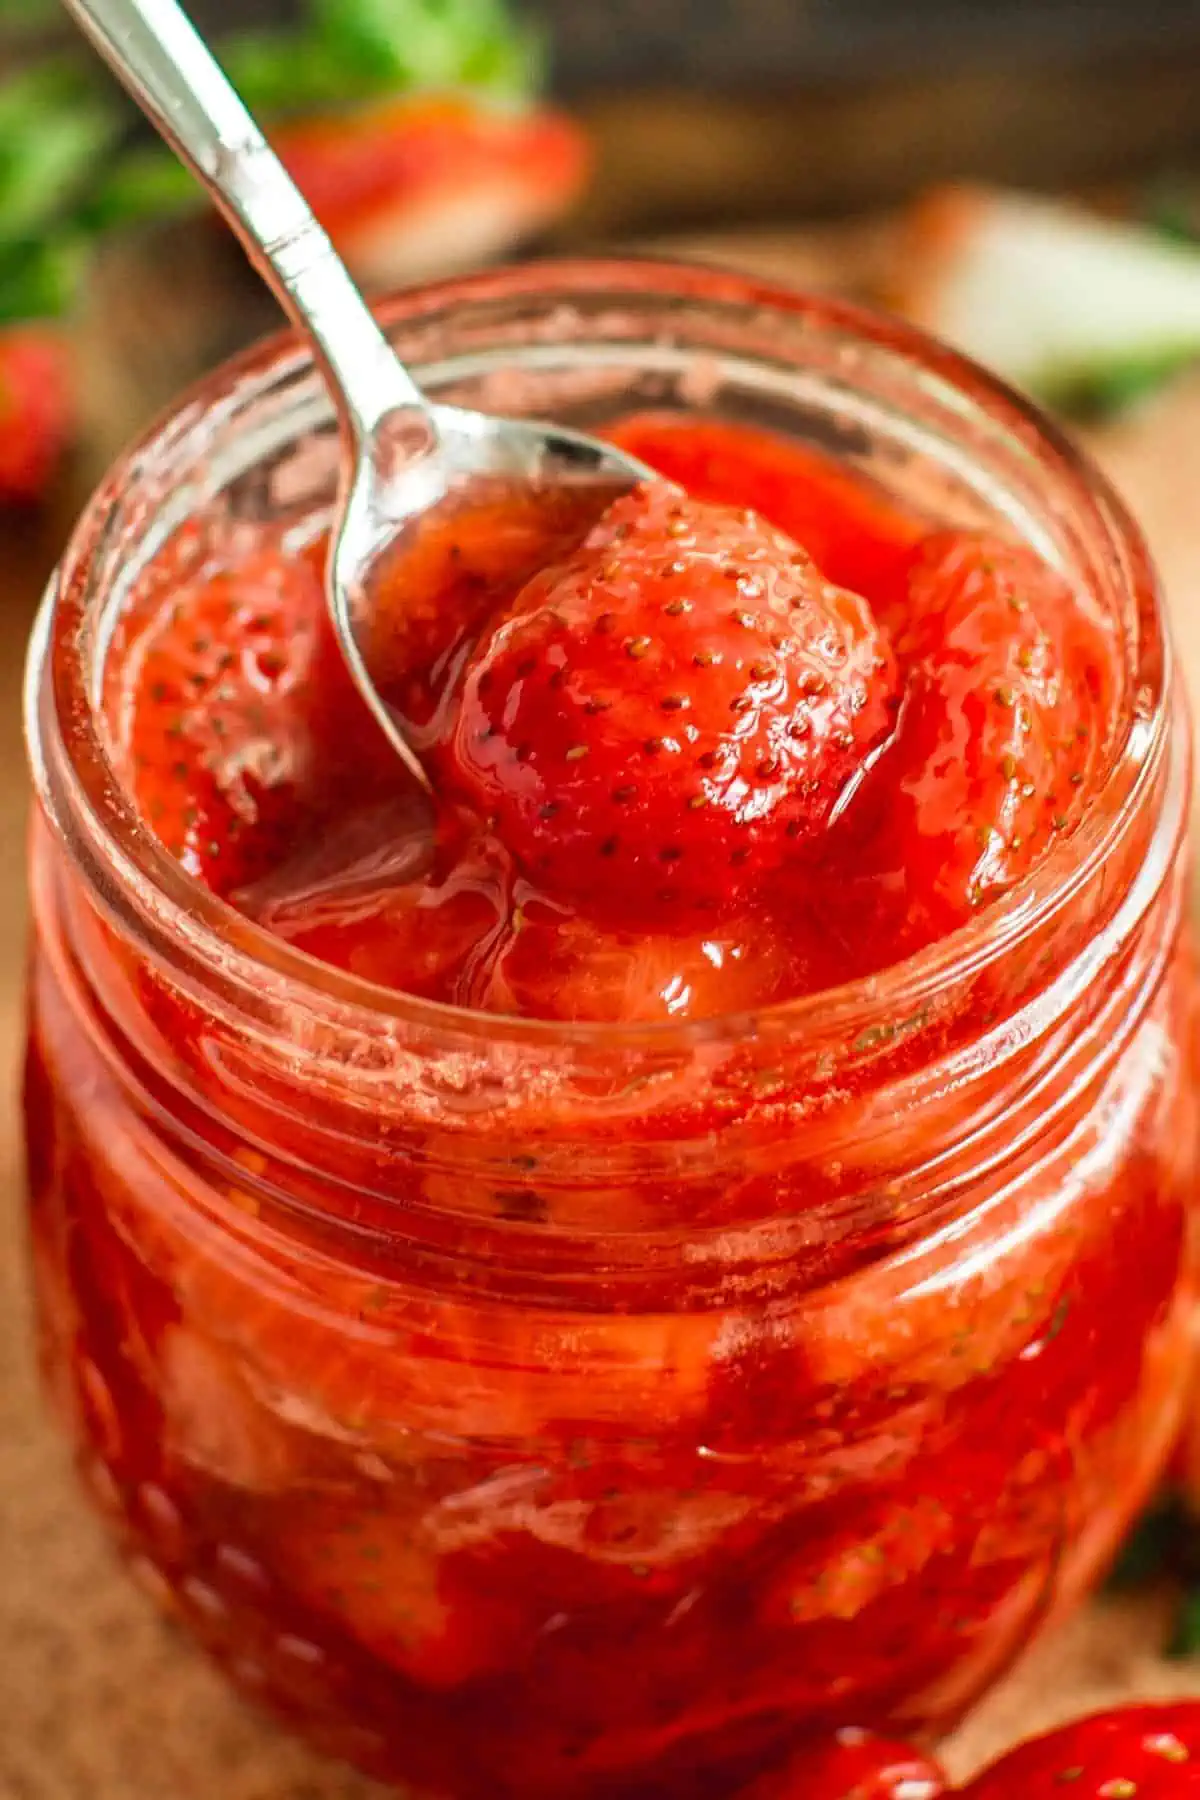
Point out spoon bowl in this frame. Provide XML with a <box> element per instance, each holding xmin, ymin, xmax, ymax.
<box><xmin>330</xmin><ymin>403</ymin><xmax>651</xmax><ymax>786</ymax></box>
<box><xmin>61</xmin><ymin>0</ymin><xmax>654</xmax><ymax>791</ymax></box>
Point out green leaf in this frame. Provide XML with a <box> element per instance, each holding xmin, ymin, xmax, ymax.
<box><xmin>309</xmin><ymin>0</ymin><xmax>541</xmax><ymax>102</ymax></box>
<box><xmin>1047</xmin><ymin>348</ymin><xmax>1200</xmax><ymax>421</ymax></box>
<box><xmin>0</xmin><ymin>62</ymin><xmax>122</xmax><ymax>243</ymax></box>
<box><xmin>1144</xmin><ymin>180</ymin><xmax>1200</xmax><ymax>247</ymax></box>
<box><xmin>222</xmin><ymin>31</ymin><xmax>379</xmax><ymax>116</ymax></box>
<box><xmin>81</xmin><ymin>143</ymin><xmax>202</xmax><ymax>231</ymax></box>
<box><xmin>0</xmin><ymin>233</ymin><xmax>83</xmax><ymax>323</ymax></box>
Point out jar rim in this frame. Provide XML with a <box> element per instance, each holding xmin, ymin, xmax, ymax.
<box><xmin>27</xmin><ymin>254</ymin><xmax>1176</xmax><ymax>1057</ymax></box>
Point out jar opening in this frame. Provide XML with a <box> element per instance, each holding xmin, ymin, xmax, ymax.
<box><xmin>28</xmin><ymin>257</ymin><xmax>1177</xmax><ymax>1064</ymax></box>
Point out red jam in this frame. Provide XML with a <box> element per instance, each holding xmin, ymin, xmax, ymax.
<box><xmin>101</xmin><ymin>415</ymin><xmax>1120</xmax><ymax>1022</ymax></box>
<box><xmin>25</xmin><ymin>354</ymin><xmax>1198</xmax><ymax>1800</ymax></box>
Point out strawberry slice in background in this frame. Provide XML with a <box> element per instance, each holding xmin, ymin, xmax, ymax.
<box><xmin>275</xmin><ymin>95</ymin><xmax>590</xmax><ymax>288</ymax></box>
<box><xmin>0</xmin><ymin>322</ymin><xmax>72</xmax><ymax>505</ymax></box>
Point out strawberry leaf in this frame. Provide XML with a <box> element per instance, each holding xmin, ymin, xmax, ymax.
<box><xmin>314</xmin><ymin>0</ymin><xmax>542</xmax><ymax>98</ymax></box>
<box><xmin>0</xmin><ymin>235</ymin><xmax>82</xmax><ymax>323</ymax></box>
<box><xmin>224</xmin><ymin>0</ymin><xmax>543</xmax><ymax>117</ymax></box>
<box><xmin>81</xmin><ymin>144</ymin><xmax>200</xmax><ymax>231</ymax></box>
<box><xmin>0</xmin><ymin>62</ymin><xmax>121</xmax><ymax>241</ymax></box>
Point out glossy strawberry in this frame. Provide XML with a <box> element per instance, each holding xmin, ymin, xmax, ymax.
<box><xmin>741</xmin><ymin>1727</ymin><xmax>946</xmax><ymax>1798</ymax></box>
<box><xmin>478</xmin><ymin>892</ymin><xmax>809</xmax><ymax>1022</ymax></box>
<box><xmin>605</xmin><ymin>413</ymin><xmax>925</xmax><ymax>616</ymax></box>
<box><xmin>0</xmin><ymin>323</ymin><xmax>72</xmax><ymax>505</ymax></box>
<box><xmin>106</xmin><ymin>541</ymin><xmax>385</xmax><ymax>894</ymax></box>
<box><xmin>442</xmin><ymin>482</ymin><xmax>899</xmax><ymax>927</ymax></box>
<box><xmin>829</xmin><ymin>530</ymin><xmax>1118</xmax><ymax>952</ymax></box>
<box><xmin>961</xmin><ymin>1703</ymin><xmax>1200</xmax><ymax>1796</ymax></box>
<box><xmin>273</xmin><ymin>1492</ymin><xmax>527</xmax><ymax>1691</ymax></box>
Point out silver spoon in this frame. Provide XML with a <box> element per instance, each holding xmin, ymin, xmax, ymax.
<box><xmin>62</xmin><ymin>0</ymin><xmax>653</xmax><ymax>793</ymax></box>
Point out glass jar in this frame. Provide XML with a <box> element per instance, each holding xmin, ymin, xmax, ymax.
<box><xmin>23</xmin><ymin>260</ymin><xmax>1198</xmax><ymax>1799</ymax></box>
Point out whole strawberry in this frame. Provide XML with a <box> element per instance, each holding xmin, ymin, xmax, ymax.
<box><xmin>961</xmin><ymin>1703</ymin><xmax>1200</xmax><ymax>1796</ymax></box>
<box><xmin>741</xmin><ymin>1727</ymin><xmax>946</xmax><ymax>1798</ymax></box>
<box><xmin>442</xmin><ymin>482</ymin><xmax>899</xmax><ymax>926</ymax></box>
<box><xmin>0</xmin><ymin>324</ymin><xmax>73</xmax><ymax>506</ymax></box>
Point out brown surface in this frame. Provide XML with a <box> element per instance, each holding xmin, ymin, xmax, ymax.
<box><xmin>5</xmin><ymin>232</ymin><xmax>1200</xmax><ymax>1797</ymax></box>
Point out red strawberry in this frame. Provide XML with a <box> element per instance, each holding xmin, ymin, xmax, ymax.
<box><xmin>441</xmin><ymin>482</ymin><xmax>899</xmax><ymax>928</ymax></box>
<box><xmin>960</xmin><ymin>1702</ymin><xmax>1200</xmax><ymax>1796</ymax></box>
<box><xmin>0</xmin><ymin>323</ymin><xmax>73</xmax><ymax>505</ymax></box>
<box><xmin>275</xmin><ymin>96</ymin><xmax>590</xmax><ymax>287</ymax></box>
<box><xmin>273</xmin><ymin>1493</ymin><xmax>528</xmax><ymax>1691</ymax></box>
<box><xmin>741</xmin><ymin>1728</ymin><xmax>946</xmax><ymax>1798</ymax></box>
<box><xmin>105</xmin><ymin>540</ymin><xmax>386</xmax><ymax>894</ymax></box>
<box><xmin>240</xmin><ymin>799</ymin><xmax>512</xmax><ymax>1001</ymax></box>
<box><xmin>832</xmin><ymin>530</ymin><xmax>1118</xmax><ymax>949</ymax></box>
<box><xmin>604</xmin><ymin>413</ymin><xmax>925</xmax><ymax>617</ymax></box>
<box><xmin>478</xmin><ymin>892</ymin><xmax>810</xmax><ymax>1022</ymax></box>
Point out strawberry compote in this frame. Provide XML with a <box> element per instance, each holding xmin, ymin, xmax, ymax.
<box><xmin>23</xmin><ymin>263</ymin><xmax>1199</xmax><ymax>1798</ymax></box>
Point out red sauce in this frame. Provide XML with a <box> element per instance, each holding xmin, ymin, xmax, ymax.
<box><xmin>24</xmin><ymin>411</ymin><xmax>1196</xmax><ymax>1798</ymax></box>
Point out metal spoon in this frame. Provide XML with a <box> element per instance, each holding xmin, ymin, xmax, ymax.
<box><xmin>61</xmin><ymin>0</ymin><xmax>652</xmax><ymax>792</ymax></box>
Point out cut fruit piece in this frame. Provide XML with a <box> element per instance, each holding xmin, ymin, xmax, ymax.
<box><xmin>274</xmin><ymin>1495</ymin><xmax>527</xmax><ymax>1690</ymax></box>
<box><xmin>827</xmin><ymin>530</ymin><xmax>1118</xmax><ymax>950</ymax></box>
<box><xmin>236</xmin><ymin>800</ymin><xmax>512</xmax><ymax>1003</ymax></box>
<box><xmin>104</xmin><ymin>540</ymin><xmax>383</xmax><ymax>893</ymax></box>
<box><xmin>895</xmin><ymin>185</ymin><xmax>1200</xmax><ymax>408</ymax></box>
<box><xmin>0</xmin><ymin>324</ymin><xmax>74</xmax><ymax>505</ymax></box>
<box><xmin>159</xmin><ymin>1326</ymin><xmax>304</xmax><ymax>1495</ymax></box>
<box><xmin>479</xmin><ymin>898</ymin><xmax>809</xmax><ymax>1023</ymax></box>
<box><xmin>275</xmin><ymin>97</ymin><xmax>590</xmax><ymax>287</ymax></box>
<box><xmin>443</xmin><ymin>482</ymin><xmax>899</xmax><ymax>929</ymax></box>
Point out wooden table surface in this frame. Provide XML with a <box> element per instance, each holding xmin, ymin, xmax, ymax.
<box><xmin>6</xmin><ymin>234</ymin><xmax>1200</xmax><ymax>1796</ymax></box>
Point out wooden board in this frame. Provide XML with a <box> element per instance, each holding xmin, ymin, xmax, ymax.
<box><xmin>5</xmin><ymin>226</ymin><xmax>1200</xmax><ymax>1797</ymax></box>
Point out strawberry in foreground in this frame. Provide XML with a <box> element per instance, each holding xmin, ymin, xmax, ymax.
<box><xmin>959</xmin><ymin>1702</ymin><xmax>1200</xmax><ymax>1796</ymax></box>
<box><xmin>741</xmin><ymin>1728</ymin><xmax>946</xmax><ymax>1797</ymax></box>
<box><xmin>0</xmin><ymin>324</ymin><xmax>73</xmax><ymax>505</ymax></box>
<box><xmin>442</xmin><ymin>482</ymin><xmax>900</xmax><ymax>929</ymax></box>
<box><xmin>605</xmin><ymin>414</ymin><xmax>924</xmax><ymax>618</ymax></box>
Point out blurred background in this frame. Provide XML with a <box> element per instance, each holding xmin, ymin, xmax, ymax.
<box><xmin>5</xmin><ymin>7</ymin><xmax>1200</xmax><ymax>1798</ymax></box>
<box><xmin>3</xmin><ymin>0</ymin><xmax>1200</xmax><ymax>510</ymax></box>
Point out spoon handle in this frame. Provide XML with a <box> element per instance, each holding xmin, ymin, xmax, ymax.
<box><xmin>61</xmin><ymin>0</ymin><xmax>429</xmax><ymax>436</ymax></box>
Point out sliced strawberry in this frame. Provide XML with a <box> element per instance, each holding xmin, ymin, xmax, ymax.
<box><xmin>272</xmin><ymin>1493</ymin><xmax>527</xmax><ymax>1690</ymax></box>
<box><xmin>822</xmin><ymin>530</ymin><xmax>1119</xmax><ymax>955</ymax></box>
<box><xmin>442</xmin><ymin>482</ymin><xmax>899</xmax><ymax>929</ymax></box>
<box><xmin>243</xmin><ymin>795</ymin><xmax>811</xmax><ymax>1020</ymax></box>
<box><xmin>274</xmin><ymin>97</ymin><xmax>590</xmax><ymax>287</ymax></box>
<box><xmin>105</xmin><ymin>539</ymin><xmax>386</xmax><ymax>894</ymax></box>
<box><xmin>741</xmin><ymin>1728</ymin><xmax>946</xmax><ymax>1799</ymax></box>
<box><xmin>604</xmin><ymin>414</ymin><xmax>925</xmax><ymax>616</ymax></box>
<box><xmin>238</xmin><ymin>799</ymin><xmax>513</xmax><ymax>1000</ymax></box>
<box><xmin>479</xmin><ymin>895</ymin><xmax>812</xmax><ymax>1023</ymax></box>
<box><xmin>0</xmin><ymin>323</ymin><xmax>73</xmax><ymax>505</ymax></box>
<box><xmin>961</xmin><ymin>1703</ymin><xmax>1200</xmax><ymax>1796</ymax></box>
